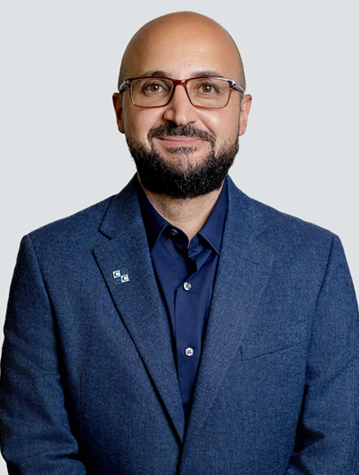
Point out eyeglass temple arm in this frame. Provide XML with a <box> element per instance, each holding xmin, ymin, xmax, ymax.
<box><xmin>230</xmin><ymin>80</ymin><xmax>245</xmax><ymax>93</ymax></box>
<box><xmin>118</xmin><ymin>79</ymin><xmax>131</xmax><ymax>92</ymax></box>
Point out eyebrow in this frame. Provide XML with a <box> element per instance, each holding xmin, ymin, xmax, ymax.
<box><xmin>139</xmin><ymin>70</ymin><xmax>225</xmax><ymax>79</ymax></box>
<box><xmin>192</xmin><ymin>71</ymin><xmax>225</xmax><ymax>78</ymax></box>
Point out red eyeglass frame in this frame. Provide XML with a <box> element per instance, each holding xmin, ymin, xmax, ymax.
<box><xmin>118</xmin><ymin>76</ymin><xmax>245</xmax><ymax>109</ymax></box>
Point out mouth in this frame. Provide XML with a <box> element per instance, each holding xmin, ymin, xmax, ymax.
<box><xmin>154</xmin><ymin>135</ymin><xmax>207</xmax><ymax>148</ymax></box>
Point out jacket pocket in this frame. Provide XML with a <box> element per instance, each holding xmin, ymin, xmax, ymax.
<box><xmin>240</xmin><ymin>319</ymin><xmax>310</xmax><ymax>361</ymax></box>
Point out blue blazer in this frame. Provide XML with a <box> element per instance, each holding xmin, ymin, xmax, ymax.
<box><xmin>1</xmin><ymin>176</ymin><xmax>359</xmax><ymax>474</ymax></box>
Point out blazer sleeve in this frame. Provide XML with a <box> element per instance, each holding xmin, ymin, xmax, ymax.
<box><xmin>0</xmin><ymin>235</ymin><xmax>87</xmax><ymax>474</ymax></box>
<box><xmin>286</xmin><ymin>235</ymin><xmax>359</xmax><ymax>474</ymax></box>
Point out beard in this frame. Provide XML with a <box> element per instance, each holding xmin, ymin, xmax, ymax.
<box><xmin>126</xmin><ymin>123</ymin><xmax>239</xmax><ymax>199</ymax></box>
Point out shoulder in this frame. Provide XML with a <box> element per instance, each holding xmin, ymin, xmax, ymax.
<box><xmin>227</xmin><ymin>177</ymin><xmax>336</xmax><ymax>262</ymax></box>
<box><xmin>24</xmin><ymin>177</ymin><xmax>139</xmax><ymax>258</ymax></box>
<box><xmin>31</xmin><ymin>195</ymin><xmax>113</xmax><ymax>237</ymax></box>
<box><xmin>226</xmin><ymin>178</ymin><xmax>355</xmax><ymax>308</ymax></box>
<box><xmin>26</xmin><ymin>195</ymin><xmax>114</xmax><ymax>254</ymax></box>
<box><xmin>255</xmin><ymin>196</ymin><xmax>333</xmax><ymax>246</ymax></box>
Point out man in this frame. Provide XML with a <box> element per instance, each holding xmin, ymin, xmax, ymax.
<box><xmin>1</xmin><ymin>11</ymin><xmax>358</xmax><ymax>474</ymax></box>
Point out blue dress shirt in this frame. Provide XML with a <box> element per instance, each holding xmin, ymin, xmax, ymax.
<box><xmin>136</xmin><ymin>178</ymin><xmax>228</xmax><ymax>418</ymax></box>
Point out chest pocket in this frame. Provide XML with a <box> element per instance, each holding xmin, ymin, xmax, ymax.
<box><xmin>240</xmin><ymin>319</ymin><xmax>310</xmax><ymax>361</ymax></box>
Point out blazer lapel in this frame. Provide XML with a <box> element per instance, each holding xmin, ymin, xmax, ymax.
<box><xmin>93</xmin><ymin>178</ymin><xmax>185</xmax><ymax>443</ymax></box>
<box><xmin>184</xmin><ymin>179</ymin><xmax>275</xmax><ymax>443</ymax></box>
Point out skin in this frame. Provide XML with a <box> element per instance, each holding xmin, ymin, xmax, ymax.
<box><xmin>112</xmin><ymin>12</ymin><xmax>252</xmax><ymax>241</ymax></box>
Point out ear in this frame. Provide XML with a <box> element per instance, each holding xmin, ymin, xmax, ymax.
<box><xmin>239</xmin><ymin>94</ymin><xmax>252</xmax><ymax>136</ymax></box>
<box><xmin>112</xmin><ymin>92</ymin><xmax>125</xmax><ymax>134</ymax></box>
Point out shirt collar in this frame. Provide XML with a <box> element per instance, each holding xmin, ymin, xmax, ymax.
<box><xmin>198</xmin><ymin>178</ymin><xmax>227</xmax><ymax>255</ymax></box>
<box><xmin>136</xmin><ymin>175</ymin><xmax>228</xmax><ymax>255</ymax></box>
<box><xmin>136</xmin><ymin>177</ymin><xmax>168</xmax><ymax>251</ymax></box>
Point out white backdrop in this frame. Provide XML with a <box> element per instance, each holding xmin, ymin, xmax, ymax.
<box><xmin>1</xmin><ymin>1</ymin><xmax>358</xmax><ymax>471</ymax></box>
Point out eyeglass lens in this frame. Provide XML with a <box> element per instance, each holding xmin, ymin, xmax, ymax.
<box><xmin>130</xmin><ymin>77</ymin><xmax>232</xmax><ymax>108</ymax></box>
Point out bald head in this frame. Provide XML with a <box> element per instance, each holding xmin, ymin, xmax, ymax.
<box><xmin>118</xmin><ymin>12</ymin><xmax>246</xmax><ymax>90</ymax></box>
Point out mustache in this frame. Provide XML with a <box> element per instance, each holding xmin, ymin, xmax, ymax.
<box><xmin>148</xmin><ymin>123</ymin><xmax>215</xmax><ymax>145</ymax></box>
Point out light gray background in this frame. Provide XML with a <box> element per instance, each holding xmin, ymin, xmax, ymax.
<box><xmin>1</xmin><ymin>1</ymin><xmax>358</xmax><ymax>471</ymax></box>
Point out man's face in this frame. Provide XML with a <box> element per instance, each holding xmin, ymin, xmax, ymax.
<box><xmin>113</xmin><ymin>15</ymin><xmax>251</xmax><ymax>198</ymax></box>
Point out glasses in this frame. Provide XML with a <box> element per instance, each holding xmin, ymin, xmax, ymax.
<box><xmin>118</xmin><ymin>76</ymin><xmax>245</xmax><ymax>109</ymax></box>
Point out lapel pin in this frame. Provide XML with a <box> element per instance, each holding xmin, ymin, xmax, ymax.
<box><xmin>113</xmin><ymin>269</ymin><xmax>129</xmax><ymax>284</ymax></box>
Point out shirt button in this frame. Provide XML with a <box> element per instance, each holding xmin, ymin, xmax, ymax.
<box><xmin>183</xmin><ymin>282</ymin><xmax>192</xmax><ymax>291</ymax></box>
<box><xmin>185</xmin><ymin>347</ymin><xmax>194</xmax><ymax>357</ymax></box>
<box><xmin>170</xmin><ymin>228</ymin><xmax>179</xmax><ymax>237</ymax></box>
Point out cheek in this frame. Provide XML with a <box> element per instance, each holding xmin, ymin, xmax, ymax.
<box><xmin>204</xmin><ymin>110</ymin><xmax>240</xmax><ymax>147</ymax></box>
<box><xmin>124</xmin><ymin>109</ymin><xmax>163</xmax><ymax>143</ymax></box>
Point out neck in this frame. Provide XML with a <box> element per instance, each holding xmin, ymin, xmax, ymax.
<box><xmin>138</xmin><ymin>174</ymin><xmax>224</xmax><ymax>242</ymax></box>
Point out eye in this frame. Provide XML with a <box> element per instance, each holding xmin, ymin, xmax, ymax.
<box><xmin>145</xmin><ymin>83</ymin><xmax>164</xmax><ymax>93</ymax></box>
<box><xmin>200</xmin><ymin>84</ymin><xmax>214</xmax><ymax>93</ymax></box>
<box><xmin>195</xmin><ymin>80</ymin><xmax>221</xmax><ymax>95</ymax></box>
<box><xmin>141</xmin><ymin>80</ymin><xmax>169</xmax><ymax>95</ymax></box>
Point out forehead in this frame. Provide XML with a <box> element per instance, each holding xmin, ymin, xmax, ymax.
<box><xmin>124</xmin><ymin>18</ymin><xmax>240</xmax><ymax>80</ymax></box>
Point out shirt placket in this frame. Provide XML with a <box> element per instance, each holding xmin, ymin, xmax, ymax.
<box><xmin>174</xmin><ymin>241</ymin><xmax>213</xmax><ymax>416</ymax></box>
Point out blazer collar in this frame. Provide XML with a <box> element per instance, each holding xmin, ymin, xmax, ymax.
<box><xmin>98</xmin><ymin>175</ymin><xmax>142</xmax><ymax>240</ymax></box>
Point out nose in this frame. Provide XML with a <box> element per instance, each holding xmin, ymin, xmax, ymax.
<box><xmin>162</xmin><ymin>83</ymin><xmax>198</xmax><ymax>126</ymax></box>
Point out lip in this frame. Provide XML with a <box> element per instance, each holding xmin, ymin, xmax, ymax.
<box><xmin>154</xmin><ymin>136</ymin><xmax>207</xmax><ymax>147</ymax></box>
